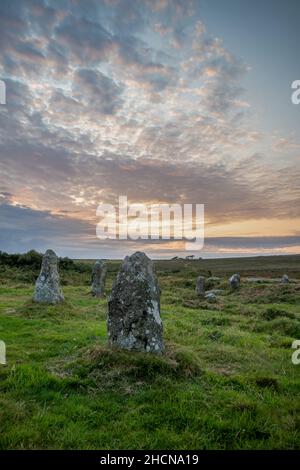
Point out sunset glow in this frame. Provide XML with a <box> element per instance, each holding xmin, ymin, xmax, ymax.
<box><xmin>0</xmin><ymin>0</ymin><xmax>299</xmax><ymax>258</ymax></box>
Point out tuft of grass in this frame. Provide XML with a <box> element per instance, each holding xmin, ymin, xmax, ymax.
<box><xmin>59</xmin><ymin>344</ymin><xmax>203</xmax><ymax>389</ymax></box>
<box><xmin>254</xmin><ymin>317</ymin><xmax>300</xmax><ymax>338</ymax></box>
<box><xmin>262</xmin><ymin>307</ymin><xmax>295</xmax><ymax>321</ymax></box>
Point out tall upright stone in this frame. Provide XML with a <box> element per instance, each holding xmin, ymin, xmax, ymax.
<box><xmin>195</xmin><ymin>276</ymin><xmax>205</xmax><ymax>296</ymax></box>
<box><xmin>107</xmin><ymin>251</ymin><xmax>164</xmax><ymax>354</ymax></box>
<box><xmin>229</xmin><ymin>273</ymin><xmax>240</xmax><ymax>289</ymax></box>
<box><xmin>91</xmin><ymin>260</ymin><xmax>107</xmax><ymax>297</ymax></box>
<box><xmin>33</xmin><ymin>249</ymin><xmax>64</xmax><ymax>304</ymax></box>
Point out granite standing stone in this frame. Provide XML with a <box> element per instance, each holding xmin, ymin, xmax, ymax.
<box><xmin>91</xmin><ymin>260</ymin><xmax>107</xmax><ymax>297</ymax></box>
<box><xmin>33</xmin><ymin>249</ymin><xmax>64</xmax><ymax>304</ymax></box>
<box><xmin>107</xmin><ymin>251</ymin><xmax>164</xmax><ymax>354</ymax></box>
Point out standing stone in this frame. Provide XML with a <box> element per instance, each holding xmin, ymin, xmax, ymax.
<box><xmin>107</xmin><ymin>251</ymin><xmax>164</xmax><ymax>354</ymax></box>
<box><xmin>91</xmin><ymin>260</ymin><xmax>107</xmax><ymax>297</ymax></box>
<box><xmin>229</xmin><ymin>273</ymin><xmax>240</xmax><ymax>289</ymax></box>
<box><xmin>281</xmin><ymin>274</ymin><xmax>289</xmax><ymax>284</ymax></box>
<box><xmin>33</xmin><ymin>249</ymin><xmax>64</xmax><ymax>304</ymax></box>
<box><xmin>195</xmin><ymin>276</ymin><xmax>205</xmax><ymax>296</ymax></box>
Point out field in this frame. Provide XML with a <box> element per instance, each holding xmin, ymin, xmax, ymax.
<box><xmin>0</xmin><ymin>254</ymin><xmax>300</xmax><ymax>449</ymax></box>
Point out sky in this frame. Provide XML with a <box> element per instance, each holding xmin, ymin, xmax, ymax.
<box><xmin>0</xmin><ymin>0</ymin><xmax>299</xmax><ymax>259</ymax></box>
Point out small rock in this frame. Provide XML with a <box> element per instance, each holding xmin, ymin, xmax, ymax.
<box><xmin>205</xmin><ymin>292</ymin><xmax>217</xmax><ymax>303</ymax></box>
<box><xmin>33</xmin><ymin>249</ymin><xmax>64</xmax><ymax>304</ymax></box>
<box><xmin>229</xmin><ymin>273</ymin><xmax>240</xmax><ymax>289</ymax></box>
<box><xmin>91</xmin><ymin>260</ymin><xmax>107</xmax><ymax>297</ymax></box>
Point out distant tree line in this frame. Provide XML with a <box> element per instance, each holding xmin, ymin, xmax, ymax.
<box><xmin>0</xmin><ymin>250</ymin><xmax>90</xmax><ymax>272</ymax></box>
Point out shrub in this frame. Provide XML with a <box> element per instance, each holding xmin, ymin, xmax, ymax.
<box><xmin>0</xmin><ymin>250</ymin><xmax>42</xmax><ymax>269</ymax></box>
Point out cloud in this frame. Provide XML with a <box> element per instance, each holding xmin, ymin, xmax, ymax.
<box><xmin>55</xmin><ymin>15</ymin><xmax>112</xmax><ymax>63</ymax></box>
<box><xmin>73</xmin><ymin>68</ymin><xmax>124</xmax><ymax>115</ymax></box>
<box><xmin>0</xmin><ymin>0</ymin><xmax>299</xmax><ymax>257</ymax></box>
<box><xmin>0</xmin><ymin>202</ymin><xmax>93</xmax><ymax>254</ymax></box>
<box><xmin>272</xmin><ymin>137</ymin><xmax>300</xmax><ymax>153</ymax></box>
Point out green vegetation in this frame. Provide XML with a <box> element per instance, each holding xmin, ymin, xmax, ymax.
<box><xmin>0</xmin><ymin>250</ymin><xmax>91</xmax><ymax>285</ymax></box>
<box><xmin>0</xmin><ymin>254</ymin><xmax>300</xmax><ymax>449</ymax></box>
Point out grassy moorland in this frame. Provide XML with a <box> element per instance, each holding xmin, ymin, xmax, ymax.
<box><xmin>0</xmin><ymin>254</ymin><xmax>300</xmax><ymax>449</ymax></box>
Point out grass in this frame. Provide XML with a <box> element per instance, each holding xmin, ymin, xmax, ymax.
<box><xmin>0</xmin><ymin>255</ymin><xmax>300</xmax><ymax>449</ymax></box>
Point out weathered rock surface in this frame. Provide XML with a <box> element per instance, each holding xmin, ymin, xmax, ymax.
<box><xmin>195</xmin><ymin>276</ymin><xmax>205</xmax><ymax>296</ymax></box>
<box><xmin>281</xmin><ymin>274</ymin><xmax>289</xmax><ymax>284</ymax></box>
<box><xmin>229</xmin><ymin>273</ymin><xmax>240</xmax><ymax>289</ymax></box>
<box><xmin>33</xmin><ymin>249</ymin><xmax>64</xmax><ymax>304</ymax></box>
<box><xmin>206</xmin><ymin>289</ymin><xmax>224</xmax><ymax>295</ymax></box>
<box><xmin>91</xmin><ymin>260</ymin><xmax>107</xmax><ymax>297</ymax></box>
<box><xmin>205</xmin><ymin>292</ymin><xmax>217</xmax><ymax>303</ymax></box>
<box><xmin>107</xmin><ymin>251</ymin><xmax>164</xmax><ymax>354</ymax></box>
